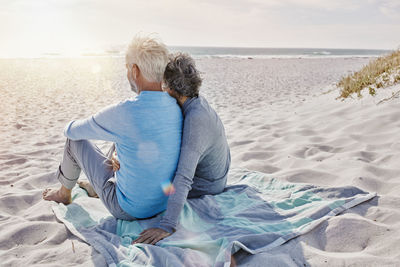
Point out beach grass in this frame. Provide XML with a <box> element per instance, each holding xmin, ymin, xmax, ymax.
<box><xmin>337</xmin><ymin>49</ymin><xmax>400</xmax><ymax>99</ymax></box>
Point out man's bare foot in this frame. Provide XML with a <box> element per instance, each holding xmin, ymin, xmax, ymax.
<box><xmin>78</xmin><ymin>180</ymin><xmax>99</xmax><ymax>198</ymax></box>
<box><xmin>42</xmin><ymin>186</ymin><xmax>72</xmax><ymax>205</ymax></box>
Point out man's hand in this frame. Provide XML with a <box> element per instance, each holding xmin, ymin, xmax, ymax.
<box><xmin>132</xmin><ymin>228</ymin><xmax>171</xmax><ymax>245</ymax></box>
<box><xmin>111</xmin><ymin>151</ymin><xmax>120</xmax><ymax>171</ymax></box>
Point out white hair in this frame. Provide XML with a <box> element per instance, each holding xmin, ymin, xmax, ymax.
<box><xmin>125</xmin><ymin>34</ymin><xmax>169</xmax><ymax>83</ymax></box>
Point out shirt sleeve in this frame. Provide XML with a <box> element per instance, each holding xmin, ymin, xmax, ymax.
<box><xmin>159</xmin><ymin>112</ymin><xmax>209</xmax><ymax>233</ymax></box>
<box><xmin>63</xmin><ymin>102</ymin><xmax>125</xmax><ymax>142</ymax></box>
<box><xmin>159</xmin><ymin>148</ymin><xmax>202</xmax><ymax>233</ymax></box>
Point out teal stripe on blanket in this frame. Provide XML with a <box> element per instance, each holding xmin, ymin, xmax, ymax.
<box><xmin>52</xmin><ymin>168</ymin><xmax>376</xmax><ymax>267</ymax></box>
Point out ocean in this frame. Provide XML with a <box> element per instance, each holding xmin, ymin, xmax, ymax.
<box><xmin>168</xmin><ymin>46</ymin><xmax>391</xmax><ymax>59</ymax></box>
<box><xmin>24</xmin><ymin>46</ymin><xmax>392</xmax><ymax>59</ymax></box>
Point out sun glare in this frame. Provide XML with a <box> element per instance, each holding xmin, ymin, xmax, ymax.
<box><xmin>2</xmin><ymin>1</ymin><xmax>94</xmax><ymax>57</ymax></box>
<box><xmin>91</xmin><ymin>64</ymin><xmax>102</xmax><ymax>74</ymax></box>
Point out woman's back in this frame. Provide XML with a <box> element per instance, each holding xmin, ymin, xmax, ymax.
<box><xmin>181</xmin><ymin>96</ymin><xmax>231</xmax><ymax>197</ymax></box>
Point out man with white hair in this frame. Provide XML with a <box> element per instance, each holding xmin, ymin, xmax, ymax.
<box><xmin>43</xmin><ymin>35</ymin><xmax>183</xmax><ymax>220</ymax></box>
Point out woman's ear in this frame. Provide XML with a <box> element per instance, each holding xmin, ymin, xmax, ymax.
<box><xmin>164</xmin><ymin>87</ymin><xmax>177</xmax><ymax>98</ymax></box>
<box><xmin>165</xmin><ymin>87</ymin><xmax>174</xmax><ymax>95</ymax></box>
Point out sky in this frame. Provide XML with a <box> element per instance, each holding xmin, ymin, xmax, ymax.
<box><xmin>1</xmin><ymin>0</ymin><xmax>400</xmax><ymax>56</ymax></box>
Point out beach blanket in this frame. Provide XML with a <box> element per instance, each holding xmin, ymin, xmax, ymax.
<box><xmin>52</xmin><ymin>168</ymin><xmax>376</xmax><ymax>267</ymax></box>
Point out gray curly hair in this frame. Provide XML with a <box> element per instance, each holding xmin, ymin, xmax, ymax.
<box><xmin>163</xmin><ymin>53</ymin><xmax>202</xmax><ymax>98</ymax></box>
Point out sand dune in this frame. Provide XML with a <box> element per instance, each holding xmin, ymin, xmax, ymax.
<box><xmin>0</xmin><ymin>57</ymin><xmax>399</xmax><ymax>266</ymax></box>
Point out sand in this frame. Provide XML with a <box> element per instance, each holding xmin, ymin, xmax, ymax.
<box><xmin>0</xmin><ymin>57</ymin><xmax>399</xmax><ymax>266</ymax></box>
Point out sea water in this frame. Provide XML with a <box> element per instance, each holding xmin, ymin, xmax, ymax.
<box><xmin>4</xmin><ymin>46</ymin><xmax>390</xmax><ymax>59</ymax></box>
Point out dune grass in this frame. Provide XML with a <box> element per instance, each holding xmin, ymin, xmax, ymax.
<box><xmin>337</xmin><ymin>49</ymin><xmax>400</xmax><ymax>99</ymax></box>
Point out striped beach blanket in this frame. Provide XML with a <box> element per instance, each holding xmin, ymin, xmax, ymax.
<box><xmin>52</xmin><ymin>168</ymin><xmax>375</xmax><ymax>267</ymax></box>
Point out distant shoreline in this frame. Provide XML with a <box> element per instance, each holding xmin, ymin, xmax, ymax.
<box><xmin>0</xmin><ymin>46</ymin><xmax>391</xmax><ymax>59</ymax></box>
<box><xmin>0</xmin><ymin>55</ymin><xmax>384</xmax><ymax>60</ymax></box>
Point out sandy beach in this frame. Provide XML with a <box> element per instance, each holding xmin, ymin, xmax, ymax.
<box><xmin>0</xmin><ymin>57</ymin><xmax>399</xmax><ymax>266</ymax></box>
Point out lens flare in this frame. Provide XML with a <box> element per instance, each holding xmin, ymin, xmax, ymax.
<box><xmin>161</xmin><ymin>181</ymin><xmax>175</xmax><ymax>196</ymax></box>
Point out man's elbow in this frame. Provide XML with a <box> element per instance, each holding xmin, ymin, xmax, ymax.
<box><xmin>63</xmin><ymin>121</ymin><xmax>78</xmax><ymax>140</ymax></box>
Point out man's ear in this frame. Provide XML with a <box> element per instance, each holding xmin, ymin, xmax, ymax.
<box><xmin>131</xmin><ymin>64</ymin><xmax>139</xmax><ymax>79</ymax></box>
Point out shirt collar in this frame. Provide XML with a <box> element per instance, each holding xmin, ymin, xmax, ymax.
<box><xmin>137</xmin><ymin>91</ymin><xmax>167</xmax><ymax>100</ymax></box>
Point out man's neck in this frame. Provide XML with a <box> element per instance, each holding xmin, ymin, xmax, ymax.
<box><xmin>139</xmin><ymin>82</ymin><xmax>162</xmax><ymax>93</ymax></box>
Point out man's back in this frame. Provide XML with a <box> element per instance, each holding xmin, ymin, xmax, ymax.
<box><xmin>64</xmin><ymin>91</ymin><xmax>182</xmax><ymax>218</ymax></box>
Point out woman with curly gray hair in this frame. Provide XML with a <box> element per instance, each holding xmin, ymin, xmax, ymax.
<box><xmin>133</xmin><ymin>53</ymin><xmax>231</xmax><ymax>244</ymax></box>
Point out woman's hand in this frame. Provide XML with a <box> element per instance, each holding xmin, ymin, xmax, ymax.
<box><xmin>111</xmin><ymin>151</ymin><xmax>120</xmax><ymax>171</ymax></box>
<box><xmin>132</xmin><ymin>228</ymin><xmax>171</xmax><ymax>245</ymax></box>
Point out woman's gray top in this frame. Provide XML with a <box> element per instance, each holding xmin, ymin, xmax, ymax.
<box><xmin>159</xmin><ymin>96</ymin><xmax>231</xmax><ymax>233</ymax></box>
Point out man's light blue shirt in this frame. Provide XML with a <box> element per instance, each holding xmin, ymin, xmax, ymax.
<box><xmin>63</xmin><ymin>91</ymin><xmax>183</xmax><ymax>218</ymax></box>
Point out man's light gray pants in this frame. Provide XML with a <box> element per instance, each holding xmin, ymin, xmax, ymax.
<box><xmin>56</xmin><ymin>138</ymin><xmax>135</xmax><ymax>220</ymax></box>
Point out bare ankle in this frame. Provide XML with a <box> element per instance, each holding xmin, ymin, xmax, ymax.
<box><xmin>59</xmin><ymin>185</ymin><xmax>72</xmax><ymax>197</ymax></box>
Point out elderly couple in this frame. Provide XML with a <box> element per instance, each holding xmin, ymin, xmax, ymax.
<box><xmin>42</xmin><ymin>35</ymin><xmax>231</xmax><ymax>244</ymax></box>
